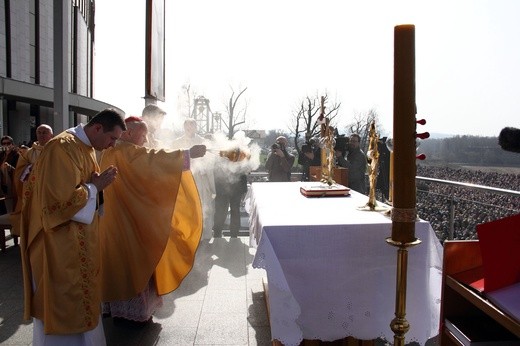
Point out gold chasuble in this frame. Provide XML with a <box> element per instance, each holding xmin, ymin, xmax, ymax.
<box><xmin>19</xmin><ymin>132</ymin><xmax>101</xmax><ymax>334</ymax></box>
<box><xmin>99</xmin><ymin>141</ymin><xmax>202</xmax><ymax>302</ymax></box>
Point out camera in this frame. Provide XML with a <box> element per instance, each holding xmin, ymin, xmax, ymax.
<box><xmin>301</xmin><ymin>144</ymin><xmax>312</xmax><ymax>154</ymax></box>
<box><xmin>271</xmin><ymin>143</ymin><xmax>280</xmax><ymax>151</ymax></box>
<box><xmin>334</xmin><ymin>136</ymin><xmax>349</xmax><ymax>152</ymax></box>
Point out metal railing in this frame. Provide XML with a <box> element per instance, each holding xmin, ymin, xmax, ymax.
<box><xmin>249</xmin><ymin>171</ymin><xmax>303</xmax><ymax>182</ymax></box>
<box><xmin>416</xmin><ymin>176</ymin><xmax>520</xmax><ymax>242</ymax></box>
<box><xmin>417</xmin><ymin>176</ymin><xmax>520</xmax><ymax>197</ymax></box>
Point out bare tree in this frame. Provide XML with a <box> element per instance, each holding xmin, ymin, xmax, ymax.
<box><xmin>344</xmin><ymin>108</ymin><xmax>380</xmax><ymax>150</ymax></box>
<box><xmin>264</xmin><ymin>129</ymin><xmax>291</xmax><ymax>146</ymax></box>
<box><xmin>223</xmin><ymin>86</ymin><xmax>248</xmax><ymax>140</ymax></box>
<box><xmin>290</xmin><ymin>93</ymin><xmax>341</xmax><ymax>155</ymax></box>
<box><xmin>177</xmin><ymin>83</ymin><xmax>196</xmax><ymax>120</ymax></box>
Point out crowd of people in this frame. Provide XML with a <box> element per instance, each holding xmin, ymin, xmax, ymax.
<box><xmin>265</xmin><ymin>133</ymin><xmax>372</xmax><ymax>195</ymax></box>
<box><xmin>1</xmin><ymin>135</ymin><xmax>21</xmax><ymax>213</ymax></box>
<box><xmin>416</xmin><ymin>164</ymin><xmax>520</xmax><ymax>242</ymax></box>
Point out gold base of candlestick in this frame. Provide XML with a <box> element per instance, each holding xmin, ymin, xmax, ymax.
<box><xmin>320</xmin><ymin>178</ymin><xmax>336</xmax><ymax>186</ymax></box>
<box><xmin>386</xmin><ymin>237</ymin><xmax>421</xmax><ymax>346</ymax></box>
<box><xmin>386</xmin><ymin>238</ymin><xmax>421</xmax><ymax>248</ymax></box>
<box><xmin>357</xmin><ymin>203</ymin><xmax>390</xmax><ymax>212</ymax></box>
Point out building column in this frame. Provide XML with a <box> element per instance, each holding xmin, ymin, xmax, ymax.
<box><xmin>53</xmin><ymin>0</ymin><xmax>70</xmax><ymax>133</ymax></box>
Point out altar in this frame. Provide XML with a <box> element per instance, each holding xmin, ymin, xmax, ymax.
<box><xmin>249</xmin><ymin>181</ymin><xmax>443</xmax><ymax>346</ymax></box>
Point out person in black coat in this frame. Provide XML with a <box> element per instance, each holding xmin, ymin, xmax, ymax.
<box><xmin>298</xmin><ymin>138</ymin><xmax>321</xmax><ymax>181</ymax></box>
<box><xmin>213</xmin><ymin>169</ymin><xmax>248</xmax><ymax>238</ymax></box>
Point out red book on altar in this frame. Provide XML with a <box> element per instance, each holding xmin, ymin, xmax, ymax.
<box><xmin>476</xmin><ymin>213</ymin><xmax>520</xmax><ymax>293</ymax></box>
<box><xmin>300</xmin><ymin>183</ymin><xmax>350</xmax><ymax>197</ymax></box>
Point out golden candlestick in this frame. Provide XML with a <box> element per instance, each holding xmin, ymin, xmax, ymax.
<box><xmin>386</xmin><ymin>24</ymin><xmax>422</xmax><ymax>346</ymax></box>
<box><xmin>318</xmin><ymin>96</ymin><xmax>336</xmax><ymax>186</ymax></box>
<box><xmin>366</xmin><ymin>121</ymin><xmax>379</xmax><ymax>210</ymax></box>
<box><xmin>359</xmin><ymin>121</ymin><xmax>387</xmax><ymax>212</ymax></box>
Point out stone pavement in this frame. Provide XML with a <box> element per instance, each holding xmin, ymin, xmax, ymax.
<box><xmin>0</xmin><ymin>234</ymin><xmax>271</xmax><ymax>345</ymax></box>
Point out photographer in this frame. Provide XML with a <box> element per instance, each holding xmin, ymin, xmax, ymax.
<box><xmin>334</xmin><ymin>136</ymin><xmax>348</xmax><ymax>168</ymax></box>
<box><xmin>346</xmin><ymin>133</ymin><xmax>367</xmax><ymax>194</ymax></box>
<box><xmin>376</xmin><ymin>136</ymin><xmax>391</xmax><ymax>200</ymax></box>
<box><xmin>265</xmin><ymin>136</ymin><xmax>295</xmax><ymax>182</ymax></box>
<box><xmin>298</xmin><ymin>138</ymin><xmax>321</xmax><ymax>181</ymax></box>
<box><xmin>0</xmin><ymin>135</ymin><xmax>20</xmax><ymax>212</ymax></box>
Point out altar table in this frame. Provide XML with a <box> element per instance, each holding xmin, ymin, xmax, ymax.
<box><xmin>249</xmin><ymin>182</ymin><xmax>443</xmax><ymax>346</ymax></box>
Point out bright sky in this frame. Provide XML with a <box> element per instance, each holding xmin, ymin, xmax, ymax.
<box><xmin>94</xmin><ymin>0</ymin><xmax>520</xmax><ymax>137</ymax></box>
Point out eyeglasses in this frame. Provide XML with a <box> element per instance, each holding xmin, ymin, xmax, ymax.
<box><xmin>1</xmin><ymin>142</ymin><xmax>11</xmax><ymax>145</ymax></box>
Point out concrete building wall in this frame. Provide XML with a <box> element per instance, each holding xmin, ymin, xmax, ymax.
<box><xmin>0</xmin><ymin>2</ymin><xmax>6</xmax><ymax>77</ymax></box>
<box><xmin>40</xmin><ymin>0</ymin><xmax>54</xmax><ymax>88</ymax></box>
<box><xmin>9</xmin><ymin>0</ymin><xmax>31</xmax><ymax>82</ymax></box>
<box><xmin>0</xmin><ymin>1</ymin><xmax>116</xmax><ymax>143</ymax></box>
<box><xmin>76</xmin><ymin>12</ymin><xmax>88</xmax><ymax>96</ymax></box>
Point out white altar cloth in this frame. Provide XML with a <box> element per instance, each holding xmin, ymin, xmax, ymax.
<box><xmin>249</xmin><ymin>182</ymin><xmax>443</xmax><ymax>346</ymax></box>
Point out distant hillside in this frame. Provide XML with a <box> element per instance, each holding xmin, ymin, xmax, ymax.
<box><xmin>459</xmin><ymin>165</ymin><xmax>520</xmax><ymax>174</ymax></box>
<box><xmin>428</xmin><ymin>132</ymin><xmax>457</xmax><ymax>139</ymax></box>
<box><xmin>418</xmin><ymin>135</ymin><xmax>520</xmax><ymax>167</ymax></box>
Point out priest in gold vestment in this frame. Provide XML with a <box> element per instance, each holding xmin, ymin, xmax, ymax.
<box><xmin>19</xmin><ymin>109</ymin><xmax>126</xmax><ymax>345</ymax></box>
<box><xmin>10</xmin><ymin>124</ymin><xmax>54</xmax><ymax>237</ymax></box>
<box><xmin>171</xmin><ymin>118</ymin><xmax>216</xmax><ymax>240</ymax></box>
<box><xmin>99</xmin><ymin>116</ymin><xmax>206</xmax><ymax>325</ymax></box>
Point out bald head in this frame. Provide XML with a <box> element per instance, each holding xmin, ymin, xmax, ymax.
<box><xmin>142</xmin><ymin>104</ymin><xmax>166</xmax><ymax>134</ymax></box>
<box><xmin>36</xmin><ymin>124</ymin><xmax>54</xmax><ymax>146</ymax></box>
<box><xmin>142</xmin><ymin>104</ymin><xmax>166</xmax><ymax>118</ymax></box>
<box><xmin>276</xmin><ymin>136</ymin><xmax>288</xmax><ymax>146</ymax></box>
<box><xmin>183</xmin><ymin>118</ymin><xmax>198</xmax><ymax>137</ymax></box>
<box><xmin>122</xmin><ymin>117</ymin><xmax>148</xmax><ymax>146</ymax></box>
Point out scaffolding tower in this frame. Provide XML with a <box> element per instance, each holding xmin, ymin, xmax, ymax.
<box><xmin>191</xmin><ymin>96</ymin><xmax>222</xmax><ymax>135</ymax></box>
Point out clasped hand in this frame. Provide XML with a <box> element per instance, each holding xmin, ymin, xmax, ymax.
<box><xmin>90</xmin><ymin>166</ymin><xmax>118</xmax><ymax>191</ymax></box>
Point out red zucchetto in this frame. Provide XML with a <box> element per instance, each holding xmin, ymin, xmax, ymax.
<box><xmin>124</xmin><ymin>116</ymin><xmax>143</xmax><ymax>123</ymax></box>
